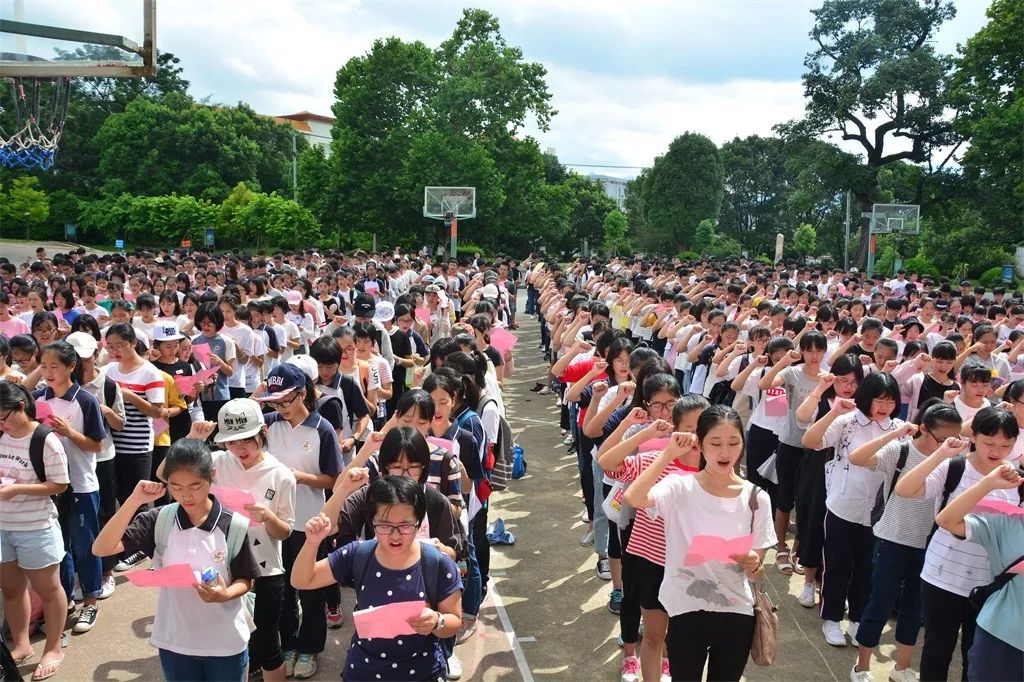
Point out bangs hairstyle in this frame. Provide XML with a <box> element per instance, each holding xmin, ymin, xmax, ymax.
<box><xmin>395</xmin><ymin>389</ymin><xmax>436</xmax><ymax>422</ymax></box>
<box><xmin>378</xmin><ymin>427</ymin><xmax>431</xmax><ymax>485</ymax></box>
<box><xmin>960</xmin><ymin>361</ymin><xmax>993</xmax><ymax>385</ymax></box>
<box><xmin>854</xmin><ymin>371</ymin><xmax>902</xmax><ymax>419</ymax></box>
<box><xmin>367</xmin><ymin>475</ymin><xmax>427</xmax><ymax>524</ymax></box>
<box><xmin>672</xmin><ymin>394</ymin><xmax>710</xmax><ymax>428</ymax></box>
<box><xmin>930</xmin><ymin>340</ymin><xmax>958</xmax><ymax>361</ymax></box>
<box><xmin>971</xmin><ymin>406</ymin><xmax>1020</xmax><ymax>441</ymax></box>
<box><xmin>799</xmin><ymin>330</ymin><xmax>828</xmax><ymax>352</ymax></box>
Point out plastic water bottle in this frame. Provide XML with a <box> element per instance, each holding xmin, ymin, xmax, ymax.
<box><xmin>200</xmin><ymin>566</ymin><xmax>220</xmax><ymax>585</ymax></box>
<box><xmin>512</xmin><ymin>444</ymin><xmax>526</xmax><ymax>479</ymax></box>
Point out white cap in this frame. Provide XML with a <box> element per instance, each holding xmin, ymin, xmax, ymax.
<box><xmin>480</xmin><ymin>284</ymin><xmax>500</xmax><ymax>300</ymax></box>
<box><xmin>214</xmin><ymin>399</ymin><xmax>265</xmax><ymax>443</ymax></box>
<box><xmin>65</xmin><ymin>331</ymin><xmax>98</xmax><ymax>358</ymax></box>
<box><xmin>374</xmin><ymin>301</ymin><xmax>395</xmax><ymax>323</ymax></box>
<box><xmin>152</xmin><ymin>322</ymin><xmax>184</xmax><ymax>342</ymax></box>
<box><xmin>286</xmin><ymin>354</ymin><xmax>318</xmax><ymax>382</ymax></box>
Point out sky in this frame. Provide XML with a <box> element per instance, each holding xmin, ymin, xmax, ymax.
<box><xmin>2</xmin><ymin>0</ymin><xmax>994</xmax><ymax>179</ymax></box>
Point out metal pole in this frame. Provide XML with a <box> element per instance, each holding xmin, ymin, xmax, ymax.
<box><xmin>844</xmin><ymin>190</ymin><xmax>851</xmax><ymax>272</ymax></box>
<box><xmin>291</xmin><ymin>132</ymin><xmax>298</xmax><ymax>200</ymax></box>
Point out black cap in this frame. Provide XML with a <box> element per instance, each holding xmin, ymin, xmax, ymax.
<box><xmin>353</xmin><ymin>293</ymin><xmax>376</xmax><ymax>319</ymax></box>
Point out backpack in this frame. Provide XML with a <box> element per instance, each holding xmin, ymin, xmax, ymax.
<box><xmin>870</xmin><ymin>442</ymin><xmax>910</xmax><ymax>526</ymax></box>
<box><xmin>2</xmin><ymin>423</ymin><xmax>74</xmax><ymax>519</ymax></box>
<box><xmin>102</xmin><ymin>376</ymin><xmax>117</xmax><ymax>411</ymax></box>
<box><xmin>929</xmin><ymin>455</ymin><xmax>1024</xmax><ymax>542</ymax></box>
<box><xmin>352</xmin><ymin>539</ymin><xmax>446</xmax><ymax>610</ymax></box>
<box><xmin>478</xmin><ymin>396</ymin><xmax>514</xmax><ymax>492</ymax></box>
<box><xmin>153</xmin><ymin>503</ymin><xmax>250</xmax><ymax>580</ymax></box>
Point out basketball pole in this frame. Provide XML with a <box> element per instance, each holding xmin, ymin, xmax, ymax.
<box><xmin>844</xmin><ymin>190</ymin><xmax>851</xmax><ymax>272</ymax></box>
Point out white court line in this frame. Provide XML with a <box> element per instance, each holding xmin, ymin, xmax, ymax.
<box><xmin>488</xmin><ymin>583</ymin><xmax>535</xmax><ymax>682</ymax></box>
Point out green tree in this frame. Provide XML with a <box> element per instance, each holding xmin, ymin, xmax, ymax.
<box><xmin>297</xmin><ymin>145</ymin><xmax>336</xmax><ymax>237</ymax></box>
<box><xmin>218</xmin><ymin>182</ymin><xmax>259</xmax><ymax>245</ymax></box>
<box><xmin>921</xmin><ymin>203</ymin><xmax>1010</xmax><ymax>278</ymax></box>
<box><xmin>694</xmin><ymin>219</ymin><xmax>717</xmax><ymax>253</ymax></box>
<box><xmin>562</xmin><ymin>174</ymin><xmax>617</xmax><ymax>257</ymax></box>
<box><xmin>602</xmin><ymin>209</ymin><xmax>630</xmax><ymax>256</ymax></box>
<box><xmin>639</xmin><ymin>132</ymin><xmax>724</xmax><ymax>253</ymax></box>
<box><xmin>237</xmin><ymin>193</ymin><xmax>323</xmax><ymax>251</ymax></box>
<box><xmin>785</xmin><ymin>0</ymin><xmax>958</xmax><ymax>266</ymax></box>
<box><xmin>793</xmin><ymin>223</ymin><xmax>818</xmax><ymax>261</ymax></box>
<box><xmin>2</xmin><ymin>176</ymin><xmax>50</xmax><ymax>240</ymax></box>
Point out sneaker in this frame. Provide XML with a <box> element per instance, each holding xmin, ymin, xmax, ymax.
<box><xmin>580</xmin><ymin>529</ymin><xmax>594</xmax><ymax>546</ymax></box>
<box><xmin>848</xmin><ymin>621</ymin><xmax>860</xmax><ymax>646</ymax></box>
<box><xmin>616</xmin><ymin>622</ymin><xmax>645</xmax><ymax>647</ymax></box>
<box><xmin>596</xmin><ymin>557</ymin><xmax>612</xmax><ymax>581</ymax></box>
<box><xmin>560</xmin><ymin>428</ymin><xmax>568</xmax><ymax>435</ymax></box>
<box><xmin>608</xmin><ymin>588</ymin><xmax>623</xmax><ymax>614</ymax></box>
<box><xmin>798</xmin><ymin>583</ymin><xmax>816</xmax><ymax>608</ymax></box>
<box><xmin>660</xmin><ymin>657</ymin><xmax>671</xmax><ymax>682</ymax></box>
<box><xmin>114</xmin><ymin>552</ymin><xmax>145</xmax><ymax>572</ymax></box>
<box><xmin>282</xmin><ymin>651</ymin><xmax>296</xmax><ymax>678</ymax></box>
<box><xmin>538</xmin><ymin>386</ymin><xmax>552</xmax><ymax>395</ymax></box>
<box><xmin>98</xmin><ymin>575</ymin><xmax>115</xmax><ymax>600</ymax></box>
<box><xmin>455</xmin><ymin>616</ymin><xmax>477</xmax><ymax>645</ymax></box>
<box><xmin>888</xmin><ymin>666</ymin><xmax>917</xmax><ymax>682</ymax></box>
<box><xmin>850</xmin><ymin>665</ymin><xmax>876</xmax><ymax>682</ymax></box>
<box><xmin>823</xmin><ymin>620</ymin><xmax>848</xmax><ymax>646</ymax></box>
<box><xmin>72</xmin><ymin>604</ymin><xmax>98</xmax><ymax>634</ymax></box>
<box><xmin>562</xmin><ymin>434</ymin><xmax>574</xmax><ymax>446</ymax></box>
<box><xmin>446</xmin><ymin>653</ymin><xmax>463</xmax><ymax>680</ymax></box>
<box><xmin>325</xmin><ymin>604</ymin><xmax>344</xmax><ymax>629</ymax></box>
<box><xmin>620</xmin><ymin>656</ymin><xmax>640</xmax><ymax>682</ymax></box>
<box><xmin>292</xmin><ymin>653</ymin><xmax>317</xmax><ymax>679</ymax></box>
<box><xmin>72</xmin><ymin>578</ymin><xmax>83</xmax><ymax>602</ymax></box>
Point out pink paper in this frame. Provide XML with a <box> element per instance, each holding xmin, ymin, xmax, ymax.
<box><xmin>364</xmin><ymin>281</ymin><xmax>380</xmax><ymax>297</ymax></box>
<box><xmin>352</xmin><ymin>600</ymin><xmax>427</xmax><ymax>639</ymax></box>
<box><xmin>211</xmin><ymin>484</ymin><xmax>261</xmax><ymax>526</ymax></box>
<box><xmin>125</xmin><ymin>563</ymin><xmax>197</xmax><ymax>588</ymax></box>
<box><xmin>152</xmin><ymin>418</ymin><xmax>168</xmax><ymax>437</ymax></box>
<box><xmin>0</xmin><ymin>477</ymin><xmax>15</xmax><ymax>485</ymax></box>
<box><xmin>34</xmin><ymin>400</ymin><xmax>54</xmax><ymax>425</ymax></box>
<box><xmin>191</xmin><ymin>343</ymin><xmax>213</xmax><ymax>368</ymax></box>
<box><xmin>764</xmin><ymin>394</ymin><xmax>788</xmax><ymax>418</ymax></box>
<box><xmin>682</xmin><ymin>534</ymin><xmax>755</xmax><ymax>567</ymax></box>
<box><xmin>490</xmin><ymin>327</ymin><xmax>518</xmax><ymax>354</ymax></box>
<box><xmin>973</xmin><ymin>499</ymin><xmax>1024</xmax><ymax>517</ymax></box>
<box><xmin>415</xmin><ymin>307</ymin><xmax>431</xmax><ymax>325</ymax></box>
<box><xmin>426</xmin><ymin>437</ymin><xmax>455</xmax><ymax>453</ymax></box>
<box><xmin>1009</xmin><ymin>559</ymin><xmax>1024</xmax><ymax>575</ymax></box>
<box><xmin>174</xmin><ymin>367</ymin><xmax>219</xmax><ymax>395</ymax></box>
<box><xmin>638</xmin><ymin>438</ymin><xmax>670</xmax><ymax>453</ymax></box>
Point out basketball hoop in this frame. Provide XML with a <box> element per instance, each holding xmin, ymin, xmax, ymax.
<box><xmin>0</xmin><ymin>76</ymin><xmax>71</xmax><ymax>171</ymax></box>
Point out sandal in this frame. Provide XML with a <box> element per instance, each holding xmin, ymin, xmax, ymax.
<box><xmin>13</xmin><ymin>651</ymin><xmax>35</xmax><ymax>666</ymax></box>
<box><xmin>32</xmin><ymin>654</ymin><xmax>64</xmax><ymax>681</ymax></box>
<box><xmin>776</xmin><ymin>547</ymin><xmax>794</xmax><ymax>575</ymax></box>
<box><xmin>793</xmin><ymin>559</ymin><xmax>806</xmax><ymax>575</ymax></box>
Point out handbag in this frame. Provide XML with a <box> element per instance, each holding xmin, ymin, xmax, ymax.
<box><xmin>747</xmin><ymin>486</ymin><xmax>778</xmax><ymax>666</ymax></box>
<box><xmin>968</xmin><ymin>552</ymin><xmax>1024</xmax><ymax>613</ymax></box>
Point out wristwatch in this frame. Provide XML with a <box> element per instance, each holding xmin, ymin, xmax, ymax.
<box><xmin>433</xmin><ymin>611</ymin><xmax>445</xmax><ymax>633</ymax></box>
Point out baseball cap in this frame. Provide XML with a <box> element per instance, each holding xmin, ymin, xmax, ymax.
<box><xmin>152</xmin><ymin>322</ymin><xmax>184</xmax><ymax>342</ymax></box>
<box><xmin>374</xmin><ymin>301</ymin><xmax>395</xmax><ymax>323</ymax></box>
<box><xmin>256</xmin><ymin>363</ymin><xmax>307</xmax><ymax>402</ymax></box>
<box><xmin>480</xmin><ymin>284</ymin><xmax>500</xmax><ymax>300</ymax></box>
<box><xmin>286</xmin><ymin>354</ymin><xmax>318</xmax><ymax>382</ymax></box>
<box><xmin>65</xmin><ymin>331</ymin><xmax>98</xmax><ymax>358</ymax></box>
<box><xmin>285</xmin><ymin>290</ymin><xmax>302</xmax><ymax>306</ymax></box>
<box><xmin>353</xmin><ymin>293</ymin><xmax>376</xmax><ymax>319</ymax></box>
<box><xmin>214</xmin><ymin>399</ymin><xmax>265</xmax><ymax>443</ymax></box>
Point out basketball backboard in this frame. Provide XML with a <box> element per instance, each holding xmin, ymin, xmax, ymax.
<box><xmin>869</xmin><ymin>204</ymin><xmax>920</xmax><ymax>236</ymax></box>
<box><xmin>0</xmin><ymin>0</ymin><xmax>156</xmax><ymax>77</ymax></box>
<box><xmin>424</xmin><ymin>186</ymin><xmax>476</xmax><ymax>220</ymax></box>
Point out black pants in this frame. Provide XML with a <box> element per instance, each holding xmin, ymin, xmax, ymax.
<box><xmin>920</xmin><ymin>580</ymin><xmax>976</xmax><ymax>682</ymax></box>
<box><xmin>666</xmin><ymin>610</ymin><xmax>755</xmax><ymax>681</ymax></box>
<box><xmin>745</xmin><ymin>424</ymin><xmax>778</xmax><ymax>513</ymax></box>
<box><xmin>578</xmin><ymin>435</ymin><xmax>595</xmax><ymax>522</ymax></box>
<box><xmin>96</xmin><ymin>458</ymin><xmax>120</xmax><ymax>574</ymax></box>
<box><xmin>229</xmin><ymin>387</ymin><xmax>247</xmax><ymax>400</ymax></box>
<box><xmin>618</xmin><ymin>523</ymin><xmax>642</xmax><ymax>645</ymax></box>
<box><xmin>115</xmin><ymin>453</ymin><xmax>152</xmax><ymax>507</ymax></box>
<box><xmin>471</xmin><ymin>505</ymin><xmax>490</xmax><ymax>592</ymax></box>
<box><xmin>794</xmin><ymin>450</ymin><xmax>829</xmax><ymax>570</ymax></box>
<box><xmin>820</xmin><ymin>510</ymin><xmax>874</xmax><ymax>622</ymax></box>
<box><xmin>280</xmin><ymin>530</ymin><xmax>328</xmax><ymax>655</ymax></box>
<box><xmin>250</xmin><ymin>574</ymin><xmax>287</xmax><ymax>672</ymax></box>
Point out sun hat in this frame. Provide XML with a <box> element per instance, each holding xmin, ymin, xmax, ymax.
<box><xmin>214</xmin><ymin>398</ymin><xmax>265</xmax><ymax>443</ymax></box>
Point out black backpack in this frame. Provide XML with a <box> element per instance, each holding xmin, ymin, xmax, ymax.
<box><xmin>870</xmin><ymin>442</ymin><xmax>910</xmax><ymax>526</ymax></box>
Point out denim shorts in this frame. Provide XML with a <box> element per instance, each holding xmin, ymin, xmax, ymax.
<box><xmin>0</xmin><ymin>522</ymin><xmax>65</xmax><ymax>570</ymax></box>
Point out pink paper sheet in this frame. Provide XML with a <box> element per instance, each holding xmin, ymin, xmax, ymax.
<box><xmin>1009</xmin><ymin>559</ymin><xmax>1024</xmax><ymax>575</ymax></box>
<box><xmin>126</xmin><ymin>563</ymin><xmax>197</xmax><ymax>588</ymax></box>
<box><xmin>490</xmin><ymin>327</ymin><xmax>518</xmax><ymax>354</ymax></box>
<box><xmin>638</xmin><ymin>438</ymin><xmax>670</xmax><ymax>453</ymax></box>
<box><xmin>152</xmin><ymin>418</ymin><xmax>168</xmax><ymax>437</ymax></box>
<box><xmin>174</xmin><ymin>367</ymin><xmax>219</xmax><ymax>395</ymax></box>
<box><xmin>34</xmin><ymin>400</ymin><xmax>54</xmax><ymax>425</ymax></box>
<box><xmin>426</xmin><ymin>437</ymin><xmax>455</xmax><ymax>454</ymax></box>
<box><xmin>415</xmin><ymin>307</ymin><xmax>431</xmax><ymax>325</ymax></box>
<box><xmin>352</xmin><ymin>600</ymin><xmax>427</xmax><ymax>639</ymax></box>
<box><xmin>191</xmin><ymin>343</ymin><xmax>213</xmax><ymax>368</ymax></box>
<box><xmin>211</xmin><ymin>484</ymin><xmax>261</xmax><ymax>526</ymax></box>
<box><xmin>682</xmin><ymin>534</ymin><xmax>755</xmax><ymax>567</ymax></box>
<box><xmin>764</xmin><ymin>394</ymin><xmax>788</xmax><ymax>418</ymax></box>
<box><xmin>973</xmin><ymin>499</ymin><xmax>1024</xmax><ymax>517</ymax></box>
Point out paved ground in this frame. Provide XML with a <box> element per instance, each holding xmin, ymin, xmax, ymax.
<box><xmin>8</xmin><ymin>293</ymin><xmax>961</xmax><ymax>680</ymax></box>
<box><xmin>0</xmin><ymin>239</ymin><xmax>108</xmax><ymax>264</ymax></box>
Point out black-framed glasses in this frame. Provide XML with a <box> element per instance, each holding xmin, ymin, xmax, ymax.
<box><xmin>647</xmin><ymin>400</ymin><xmax>675</xmax><ymax>412</ymax></box>
<box><xmin>267</xmin><ymin>391</ymin><xmax>301</xmax><ymax>411</ymax></box>
<box><xmin>373</xmin><ymin>522</ymin><xmax>420</xmax><ymax>537</ymax></box>
<box><xmin>0</xmin><ymin>409</ymin><xmax>13</xmax><ymax>422</ymax></box>
<box><xmin>386</xmin><ymin>464</ymin><xmax>424</xmax><ymax>477</ymax></box>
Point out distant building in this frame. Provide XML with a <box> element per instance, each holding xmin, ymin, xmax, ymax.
<box><xmin>589</xmin><ymin>174</ymin><xmax>628</xmax><ymax>210</ymax></box>
<box><xmin>273</xmin><ymin>111</ymin><xmax>334</xmax><ymax>153</ymax></box>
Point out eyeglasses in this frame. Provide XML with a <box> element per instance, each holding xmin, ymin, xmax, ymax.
<box><xmin>373</xmin><ymin>522</ymin><xmax>420</xmax><ymax>537</ymax></box>
<box><xmin>386</xmin><ymin>464</ymin><xmax>424</xmax><ymax>477</ymax></box>
<box><xmin>267</xmin><ymin>392</ymin><xmax>301</xmax><ymax>411</ymax></box>
<box><xmin>647</xmin><ymin>400</ymin><xmax>675</xmax><ymax>412</ymax></box>
<box><xmin>0</xmin><ymin>409</ymin><xmax>13</xmax><ymax>422</ymax></box>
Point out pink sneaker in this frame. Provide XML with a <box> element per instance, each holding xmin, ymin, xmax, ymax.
<box><xmin>325</xmin><ymin>605</ymin><xmax>344</xmax><ymax>629</ymax></box>
<box><xmin>660</xmin><ymin>658</ymin><xmax>671</xmax><ymax>682</ymax></box>
<box><xmin>619</xmin><ymin>656</ymin><xmax>640</xmax><ymax>682</ymax></box>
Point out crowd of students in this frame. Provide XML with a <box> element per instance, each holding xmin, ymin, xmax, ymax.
<box><xmin>531</xmin><ymin>258</ymin><xmax>1024</xmax><ymax>682</ymax></box>
<box><xmin>0</xmin><ymin>246</ymin><xmax>521</xmax><ymax>682</ymax></box>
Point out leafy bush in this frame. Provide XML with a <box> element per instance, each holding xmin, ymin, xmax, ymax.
<box><xmin>901</xmin><ymin>254</ymin><xmax>940</xmax><ymax>280</ymax></box>
<box><xmin>979</xmin><ymin>266</ymin><xmax>1018</xmax><ymax>289</ymax></box>
<box><xmin>921</xmin><ymin>205</ymin><xmax>1014</xmax><ymax>278</ymax></box>
<box><xmin>456</xmin><ymin>241</ymin><xmax>487</xmax><ymax>258</ymax></box>
<box><xmin>873</xmin><ymin>245</ymin><xmax>898</xmax><ymax>277</ymax></box>
<box><xmin>755</xmin><ymin>255</ymin><xmax>773</xmax><ymax>265</ymax></box>
<box><xmin>677</xmin><ymin>250</ymin><xmax>701</xmax><ymax>262</ymax></box>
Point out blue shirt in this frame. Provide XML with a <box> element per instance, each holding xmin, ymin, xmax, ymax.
<box><xmin>965</xmin><ymin>512</ymin><xmax>1024</xmax><ymax>652</ymax></box>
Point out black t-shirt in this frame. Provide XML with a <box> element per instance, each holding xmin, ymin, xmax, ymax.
<box><xmin>389</xmin><ymin>329</ymin><xmax>412</xmax><ymax>388</ymax></box>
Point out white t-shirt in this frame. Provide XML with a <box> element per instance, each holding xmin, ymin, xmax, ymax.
<box><xmin>212</xmin><ymin>451</ymin><xmax>296</xmax><ymax>577</ymax></box>
<box><xmin>221</xmin><ymin>322</ymin><xmax>256</xmax><ymax>390</ymax></box>
<box><xmin>650</xmin><ymin>476</ymin><xmax>776</xmax><ymax>617</ymax></box>
<box><xmin>0</xmin><ymin>428</ymin><xmax>69</xmax><ymax>531</ymax></box>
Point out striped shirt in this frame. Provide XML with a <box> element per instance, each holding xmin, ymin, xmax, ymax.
<box><xmin>0</xmin><ymin>428</ymin><xmax>70</xmax><ymax>531</ymax></box>
<box><xmin>106</xmin><ymin>361</ymin><xmax>166</xmax><ymax>455</ymax></box>
<box><xmin>607</xmin><ymin>453</ymin><xmax>699</xmax><ymax>566</ymax></box>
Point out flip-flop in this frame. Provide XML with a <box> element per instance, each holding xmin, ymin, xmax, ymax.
<box><xmin>13</xmin><ymin>652</ymin><xmax>35</xmax><ymax>666</ymax></box>
<box><xmin>32</xmin><ymin>655</ymin><xmax>64</xmax><ymax>682</ymax></box>
<box><xmin>776</xmin><ymin>548</ymin><xmax>794</xmax><ymax>575</ymax></box>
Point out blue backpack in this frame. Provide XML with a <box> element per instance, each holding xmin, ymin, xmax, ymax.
<box><xmin>351</xmin><ymin>539</ymin><xmax>446</xmax><ymax>610</ymax></box>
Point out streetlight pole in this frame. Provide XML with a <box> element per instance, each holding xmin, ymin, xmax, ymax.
<box><xmin>24</xmin><ymin>211</ymin><xmax>29</xmax><ymax>241</ymax></box>
<box><xmin>291</xmin><ymin>131</ymin><xmax>298</xmax><ymax>201</ymax></box>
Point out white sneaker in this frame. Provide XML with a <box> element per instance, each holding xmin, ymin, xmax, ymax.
<box><xmin>848</xmin><ymin>621</ymin><xmax>860</xmax><ymax>646</ymax></box>
<box><xmin>798</xmin><ymin>583</ymin><xmax>816</xmax><ymax>608</ymax></box>
<box><xmin>580</xmin><ymin>529</ymin><xmax>594</xmax><ymax>546</ymax></box>
<box><xmin>596</xmin><ymin>557</ymin><xmax>612</xmax><ymax>580</ymax></box>
<box><xmin>850</xmin><ymin>665</ymin><xmax>876</xmax><ymax>682</ymax></box>
<box><xmin>619</xmin><ymin>656</ymin><xmax>640</xmax><ymax>682</ymax></box>
<box><xmin>562</xmin><ymin>434</ymin><xmax>574</xmax><ymax>446</ymax></box>
<box><xmin>98</xmin><ymin>575</ymin><xmax>115</xmax><ymax>600</ymax></box>
<box><xmin>822</xmin><ymin>620</ymin><xmax>847</xmax><ymax>646</ymax></box>
<box><xmin>888</xmin><ymin>666</ymin><xmax>917</xmax><ymax>682</ymax></box>
<box><xmin>447</xmin><ymin>653</ymin><xmax>463</xmax><ymax>680</ymax></box>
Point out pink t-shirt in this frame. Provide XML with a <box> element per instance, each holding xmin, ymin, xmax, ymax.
<box><xmin>0</xmin><ymin>316</ymin><xmax>30</xmax><ymax>338</ymax></box>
